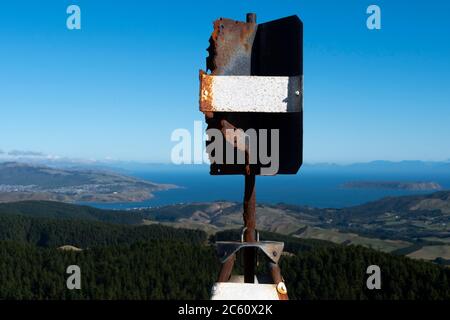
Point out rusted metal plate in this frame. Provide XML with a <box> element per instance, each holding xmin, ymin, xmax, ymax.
<box><xmin>206</xmin><ymin>18</ymin><xmax>257</xmax><ymax>75</ymax></box>
<box><xmin>200</xmin><ymin>73</ymin><xmax>302</xmax><ymax>113</ymax></box>
<box><xmin>215</xmin><ymin>241</ymin><xmax>284</xmax><ymax>264</ymax></box>
<box><xmin>203</xmin><ymin>15</ymin><xmax>303</xmax><ymax>175</ymax></box>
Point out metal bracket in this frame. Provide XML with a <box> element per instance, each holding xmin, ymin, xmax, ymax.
<box><xmin>216</xmin><ymin>241</ymin><xmax>284</xmax><ymax>264</ymax></box>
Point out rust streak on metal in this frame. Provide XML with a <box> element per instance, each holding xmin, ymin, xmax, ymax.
<box><xmin>207</xmin><ymin>18</ymin><xmax>257</xmax><ymax>76</ymax></box>
<box><xmin>219</xmin><ymin>119</ymin><xmax>245</xmax><ymax>152</ymax></box>
<box><xmin>220</xmin><ymin>119</ymin><xmax>251</xmax><ymax>175</ymax></box>
<box><xmin>199</xmin><ymin>70</ymin><xmax>213</xmax><ymax>114</ymax></box>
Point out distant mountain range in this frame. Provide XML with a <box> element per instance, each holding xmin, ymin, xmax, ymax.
<box><xmin>1</xmin><ymin>157</ymin><xmax>450</xmax><ymax>173</ymax></box>
<box><xmin>304</xmin><ymin>160</ymin><xmax>450</xmax><ymax>173</ymax></box>
<box><xmin>0</xmin><ymin>162</ymin><xmax>176</xmax><ymax>203</ymax></box>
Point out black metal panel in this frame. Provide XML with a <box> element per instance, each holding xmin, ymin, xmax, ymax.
<box><xmin>251</xmin><ymin>15</ymin><xmax>302</xmax><ymax>77</ymax></box>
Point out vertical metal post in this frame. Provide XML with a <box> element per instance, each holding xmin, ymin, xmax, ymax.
<box><xmin>243</xmin><ymin>12</ymin><xmax>257</xmax><ymax>284</ymax></box>
<box><xmin>246</xmin><ymin>13</ymin><xmax>257</xmax><ymax>24</ymax></box>
<box><xmin>243</xmin><ymin>174</ymin><xmax>256</xmax><ymax>283</ymax></box>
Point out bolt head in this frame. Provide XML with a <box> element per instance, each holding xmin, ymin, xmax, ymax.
<box><xmin>277</xmin><ymin>282</ymin><xmax>288</xmax><ymax>295</ymax></box>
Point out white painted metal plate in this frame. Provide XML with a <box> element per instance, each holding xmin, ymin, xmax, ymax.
<box><xmin>211</xmin><ymin>282</ymin><xmax>280</xmax><ymax>300</ymax></box>
<box><xmin>200</xmin><ymin>73</ymin><xmax>302</xmax><ymax>113</ymax></box>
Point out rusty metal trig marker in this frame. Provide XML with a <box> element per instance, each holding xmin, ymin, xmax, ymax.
<box><xmin>199</xmin><ymin>13</ymin><xmax>303</xmax><ymax>300</ymax></box>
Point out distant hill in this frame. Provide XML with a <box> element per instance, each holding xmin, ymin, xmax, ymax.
<box><xmin>342</xmin><ymin>181</ymin><xmax>442</xmax><ymax>191</ymax></box>
<box><xmin>1</xmin><ymin>190</ymin><xmax>449</xmax><ymax>261</ymax></box>
<box><xmin>304</xmin><ymin>160</ymin><xmax>450</xmax><ymax>174</ymax></box>
<box><xmin>139</xmin><ymin>192</ymin><xmax>450</xmax><ymax>260</ymax></box>
<box><xmin>0</xmin><ymin>213</ymin><xmax>207</xmax><ymax>248</ymax></box>
<box><xmin>338</xmin><ymin>190</ymin><xmax>450</xmax><ymax>219</ymax></box>
<box><xmin>0</xmin><ymin>201</ymin><xmax>146</xmax><ymax>224</ymax></box>
<box><xmin>139</xmin><ymin>191</ymin><xmax>450</xmax><ymax>238</ymax></box>
<box><xmin>0</xmin><ymin>162</ymin><xmax>176</xmax><ymax>203</ymax></box>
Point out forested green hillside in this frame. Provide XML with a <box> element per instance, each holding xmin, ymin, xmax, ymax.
<box><xmin>0</xmin><ymin>201</ymin><xmax>449</xmax><ymax>300</ymax></box>
<box><xmin>0</xmin><ymin>201</ymin><xmax>145</xmax><ymax>225</ymax></box>
<box><xmin>0</xmin><ymin>214</ymin><xmax>206</xmax><ymax>248</ymax></box>
<box><xmin>281</xmin><ymin>245</ymin><xmax>450</xmax><ymax>300</ymax></box>
<box><xmin>0</xmin><ymin>241</ymin><xmax>217</xmax><ymax>299</ymax></box>
<box><xmin>1</xmin><ymin>236</ymin><xmax>449</xmax><ymax>300</ymax></box>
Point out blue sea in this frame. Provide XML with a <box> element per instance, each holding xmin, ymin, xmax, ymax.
<box><xmin>88</xmin><ymin>165</ymin><xmax>450</xmax><ymax>210</ymax></box>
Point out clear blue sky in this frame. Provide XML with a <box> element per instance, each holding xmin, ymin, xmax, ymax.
<box><xmin>0</xmin><ymin>0</ymin><xmax>449</xmax><ymax>163</ymax></box>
